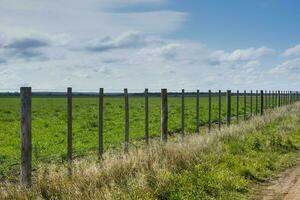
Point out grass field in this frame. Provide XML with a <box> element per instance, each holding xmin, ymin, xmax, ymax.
<box><xmin>0</xmin><ymin>94</ymin><xmax>266</xmax><ymax>179</ymax></box>
<box><xmin>0</xmin><ymin>99</ymin><xmax>298</xmax><ymax>199</ymax></box>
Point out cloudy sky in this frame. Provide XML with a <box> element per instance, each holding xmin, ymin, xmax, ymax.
<box><xmin>0</xmin><ymin>0</ymin><xmax>300</xmax><ymax>92</ymax></box>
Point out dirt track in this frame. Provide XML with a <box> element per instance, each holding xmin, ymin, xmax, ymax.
<box><xmin>259</xmin><ymin>160</ymin><xmax>300</xmax><ymax>200</ymax></box>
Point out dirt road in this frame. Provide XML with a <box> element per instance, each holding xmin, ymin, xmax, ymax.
<box><xmin>259</xmin><ymin>160</ymin><xmax>300</xmax><ymax>200</ymax></box>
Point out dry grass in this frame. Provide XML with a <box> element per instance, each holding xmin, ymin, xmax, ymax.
<box><xmin>1</xmin><ymin>104</ymin><xmax>300</xmax><ymax>199</ymax></box>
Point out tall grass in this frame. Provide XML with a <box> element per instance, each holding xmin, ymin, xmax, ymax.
<box><xmin>1</xmin><ymin>103</ymin><xmax>300</xmax><ymax>199</ymax></box>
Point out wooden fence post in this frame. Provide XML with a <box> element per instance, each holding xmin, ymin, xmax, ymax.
<box><xmin>265</xmin><ymin>91</ymin><xmax>268</xmax><ymax>109</ymax></box>
<box><xmin>256</xmin><ymin>90</ymin><xmax>258</xmax><ymax>115</ymax></box>
<box><xmin>145</xmin><ymin>88</ymin><xmax>149</xmax><ymax>145</ymax></box>
<box><xmin>260</xmin><ymin>90</ymin><xmax>264</xmax><ymax>115</ymax></box>
<box><xmin>161</xmin><ymin>89</ymin><xmax>168</xmax><ymax>142</ymax></box>
<box><xmin>20</xmin><ymin>87</ymin><xmax>32</xmax><ymax>187</ymax></box>
<box><xmin>196</xmin><ymin>89</ymin><xmax>200</xmax><ymax>134</ymax></box>
<box><xmin>268</xmin><ymin>90</ymin><xmax>271</xmax><ymax>109</ymax></box>
<box><xmin>226</xmin><ymin>90</ymin><xmax>231</xmax><ymax>126</ymax></box>
<box><xmin>265</xmin><ymin>90</ymin><xmax>268</xmax><ymax>109</ymax></box>
<box><xmin>236</xmin><ymin>90</ymin><xmax>239</xmax><ymax>123</ymax></box>
<box><xmin>277</xmin><ymin>91</ymin><xmax>279</xmax><ymax>107</ymax></box>
<box><xmin>278</xmin><ymin>90</ymin><xmax>281</xmax><ymax>107</ymax></box>
<box><xmin>218</xmin><ymin>90</ymin><xmax>221</xmax><ymax>130</ymax></box>
<box><xmin>272</xmin><ymin>90</ymin><xmax>274</xmax><ymax>108</ymax></box>
<box><xmin>282</xmin><ymin>91</ymin><xmax>284</xmax><ymax>105</ymax></box>
<box><xmin>99</xmin><ymin>88</ymin><xmax>104</xmax><ymax>159</ymax></box>
<box><xmin>208</xmin><ymin>90</ymin><xmax>211</xmax><ymax>132</ymax></box>
<box><xmin>181</xmin><ymin>89</ymin><xmax>185</xmax><ymax>137</ymax></box>
<box><xmin>67</xmin><ymin>87</ymin><xmax>72</xmax><ymax>163</ymax></box>
<box><xmin>244</xmin><ymin>90</ymin><xmax>246</xmax><ymax>120</ymax></box>
<box><xmin>250</xmin><ymin>90</ymin><xmax>253</xmax><ymax>117</ymax></box>
<box><xmin>124</xmin><ymin>89</ymin><xmax>129</xmax><ymax>152</ymax></box>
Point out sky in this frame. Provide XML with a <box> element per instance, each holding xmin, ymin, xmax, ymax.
<box><xmin>0</xmin><ymin>0</ymin><xmax>300</xmax><ymax>92</ymax></box>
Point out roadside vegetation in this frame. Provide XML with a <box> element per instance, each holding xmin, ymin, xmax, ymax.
<box><xmin>1</xmin><ymin>102</ymin><xmax>300</xmax><ymax>199</ymax></box>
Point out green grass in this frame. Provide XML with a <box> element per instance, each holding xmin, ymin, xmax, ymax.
<box><xmin>0</xmin><ymin>94</ymin><xmax>271</xmax><ymax>179</ymax></box>
<box><xmin>1</xmin><ymin>101</ymin><xmax>299</xmax><ymax>199</ymax></box>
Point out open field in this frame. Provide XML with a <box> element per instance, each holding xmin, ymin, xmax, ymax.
<box><xmin>0</xmin><ymin>94</ymin><xmax>264</xmax><ymax>179</ymax></box>
<box><xmin>0</xmin><ymin>100</ymin><xmax>299</xmax><ymax>199</ymax></box>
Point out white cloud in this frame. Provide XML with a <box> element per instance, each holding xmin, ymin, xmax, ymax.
<box><xmin>211</xmin><ymin>46</ymin><xmax>275</xmax><ymax>62</ymax></box>
<box><xmin>138</xmin><ymin>43</ymin><xmax>182</xmax><ymax>59</ymax></box>
<box><xmin>0</xmin><ymin>31</ymin><xmax>282</xmax><ymax>91</ymax></box>
<box><xmin>282</xmin><ymin>44</ymin><xmax>300</xmax><ymax>57</ymax></box>
<box><xmin>85</xmin><ymin>31</ymin><xmax>149</xmax><ymax>52</ymax></box>
<box><xmin>270</xmin><ymin>58</ymin><xmax>300</xmax><ymax>74</ymax></box>
<box><xmin>0</xmin><ymin>0</ymin><xmax>187</xmax><ymax>39</ymax></box>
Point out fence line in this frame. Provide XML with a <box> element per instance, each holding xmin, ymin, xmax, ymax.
<box><xmin>15</xmin><ymin>87</ymin><xmax>300</xmax><ymax>187</ymax></box>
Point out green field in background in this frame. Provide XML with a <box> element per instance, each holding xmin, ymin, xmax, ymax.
<box><xmin>0</xmin><ymin>95</ymin><xmax>269</xmax><ymax>178</ymax></box>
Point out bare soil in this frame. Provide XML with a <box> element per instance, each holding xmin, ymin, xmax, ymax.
<box><xmin>258</xmin><ymin>159</ymin><xmax>300</xmax><ymax>200</ymax></box>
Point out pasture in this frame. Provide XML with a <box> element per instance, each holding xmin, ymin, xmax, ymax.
<box><xmin>0</xmin><ymin>93</ymin><xmax>262</xmax><ymax>178</ymax></box>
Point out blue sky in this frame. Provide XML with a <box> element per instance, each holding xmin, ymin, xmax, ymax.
<box><xmin>0</xmin><ymin>0</ymin><xmax>300</xmax><ymax>91</ymax></box>
<box><xmin>168</xmin><ymin>0</ymin><xmax>300</xmax><ymax>50</ymax></box>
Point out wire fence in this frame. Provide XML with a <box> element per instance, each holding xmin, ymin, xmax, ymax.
<box><xmin>2</xmin><ymin>87</ymin><xmax>299</xmax><ymax>187</ymax></box>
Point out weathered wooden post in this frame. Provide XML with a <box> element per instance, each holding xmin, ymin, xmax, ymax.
<box><xmin>208</xmin><ymin>90</ymin><xmax>211</xmax><ymax>132</ymax></box>
<box><xmin>278</xmin><ymin>91</ymin><xmax>281</xmax><ymax>107</ymax></box>
<box><xmin>272</xmin><ymin>90</ymin><xmax>274</xmax><ymax>108</ymax></box>
<box><xmin>218</xmin><ymin>90</ymin><xmax>221</xmax><ymax>130</ymax></box>
<box><xmin>265</xmin><ymin>91</ymin><xmax>268</xmax><ymax>109</ymax></box>
<box><xmin>98</xmin><ymin>88</ymin><xmax>104</xmax><ymax>159</ymax></box>
<box><xmin>181</xmin><ymin>89</ymin><xmax>185</xmax><ymax>137</ymax></box>
<box><xmin>145</xmin><ymin>88</ymin><xmax>149</xmax><ymax>145</ymax></box>
<box><xmin>226</xmin><ymin>90</ymin><xmax>231</xmax><ymax>126</ymax></box>
<box><xmin>276</xmin><ymin>90</ymin><xmax>279</xmax><ymax>107</ymax></box>
<box><xmin>124</xmin><ymin>88</ymin><xmax>129</xmax><ymax>152</ymax></box>
<box><xmin>20</xmin><ymin>87</ymin><xmax>32</xmax><ymax>187</ymax></box>
<box><xmin>260</xmin><ymin>90</ymin><xmax>264</xmax><ymax>115</ymax></box>
<box><xmin>268</xmin><ymin>90</ymin><xmax>271</xmax><ymax>109</ymax></box>
<box><xmin>250</xmin><ymin>90</ymin><xmax>253</xmax><ymax>117</ymax></box>
<box><xmin>196</xmin><ymin>89</ymin><xmax>200</xmax><ymax>134</ymax></box>
<box><xmin>161</xmin><ymin>89</ymin><xmax>168</xmax><ymax>142</ymax></box>
<box><xmin>256</xmin><ymin>90</ymin><xmax>258</xmax><ymax>115</ymax></box>
<box><xmin>236</xmin><ymin>90</ymin><xmax>239</xmax><ymax>123</ymax></box>
<box><xmin>67</xmin><ymin>87</ymin><xmax>72</xmax><ymax>163</ymax></box>
<box><xmin>244</xmin><ymin>90</ymin><xmax>246</xmax><ymax>120</ymax></box>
